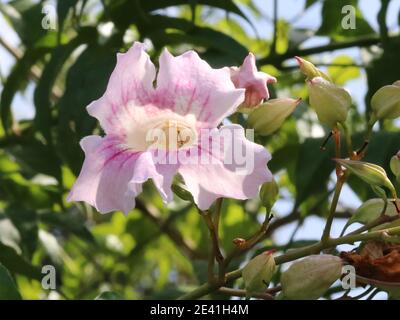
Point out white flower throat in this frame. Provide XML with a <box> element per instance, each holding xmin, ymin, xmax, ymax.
<box><xmin>125</xmin><ymin>105</ymin><xmax>198</xmax><ymax>151</ymax></box>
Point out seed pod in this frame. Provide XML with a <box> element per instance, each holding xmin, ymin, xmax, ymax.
<box><xmin>242</xmin><ymin>251</ymin><xmax>276</xmax><ymax>295</ymax></box>
<box><xmin>281</xmin><ymin>255</ymin><xmax>343</xmax><ymax>300</ymax></box>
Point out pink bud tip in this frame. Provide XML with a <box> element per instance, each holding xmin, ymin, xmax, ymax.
<box><xmin>263</xmin><ymin>249</ymin><xmax>276</xmax><ymax>256</ymax></box>
<box><xmin>294</xmin><ymin>56</ymin><xmax>303</xmax><ymax>65</ymax></box>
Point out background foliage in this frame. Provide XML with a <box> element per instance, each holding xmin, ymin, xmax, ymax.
<box><xmin>0</xmin><ymin>0</ymin><xmax>399</xmax><ymax>299</ymax></box>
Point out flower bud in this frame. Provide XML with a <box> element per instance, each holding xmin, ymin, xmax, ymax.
<box><xmin>335</xmin><ymin>159</ymin><xmax>395</xmax><ymax>193</ymax></box>
<box><xmin>307</xmin><ymin>77</ymin><xmax>351</xmax><ymax>127</ymax></box>
<box><xmin>230</xmin><ymin>53</ymin><xmax>277</xmax><ymax>108</ymax></box>
<box><xmin>295</xmin><ymin>56</ymin><xmax>331</xmax><ymax>81</ymax></box>
<box><xmin>242</xmin><ymin>251</ymin><xmax>276</xmax><ymax>295</ymax></box>
<box><xmin>247</xmin><ymin>98</ymin><xmax>301</xmax><ymax>135</ymax></box>
<box><xmin>390</xmin><ymin>151</ymin><xmax>400</xmax><ymax>183</ymax></box>
<box><xmin>371</xmin><ymin>81</ymin><xmax>400</xmax><ymax>120</ymax></box>
<box><xmin>345</xmin><ymin>198</ymin><xmax>398</xmax><ymax>229</ymax></box>
<box><xmin>259</xmin><ymin>179</ymin><xmax>279</xmax><ymax>213</ymax></box>
<box><xmin>171</xmin><ymin>184</ymin><xmax>193</xmax><ymax>202</ymax></box>
<box><xmin>281</xmin><ymin>255</ymin><xmax>342</xmax><ymax>300</ymax></box>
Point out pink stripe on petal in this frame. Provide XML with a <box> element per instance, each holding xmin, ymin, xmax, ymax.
<box><xmin>87</xmin><ymin>42</ymin><xmax>156</xmax><ymax>136</ymax></box>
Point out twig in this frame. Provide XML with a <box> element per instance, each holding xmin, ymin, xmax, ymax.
<box><xmin>201</xmin><ymin>209</ymin><xmax>224</xmax><ymax>282</ymax></box>
<box><xmin>258</xmin><ymin>36</ymin><xmax>389</xmax><ymax>67</ymax></box>
<box><xmin>0</xmin><ymin>36</ymin><xmax>62</xmax><ymax>101</ymax></box>
<box><xmin>136</xmin><ymin>199</ymin><xmax>199</xmax><ymax>259</ymax></box>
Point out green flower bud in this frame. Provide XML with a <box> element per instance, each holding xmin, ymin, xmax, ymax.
<box><xmin>390</xmin><ymin>151</ymin><xmax>400</xmax><ymax>183</ymax></box>
<box><xmin>247</xmin><ymin>98</ymin><xmax>301</xmax><ymax>136</ymax></box>
<box><xmin>171</xmin><ymin>184</ymin><xmax>193</xmax><ymax>202</ymax></box>
<box><xmin>335</xmin><ymin>159</ymin><xmax>396</xmax><ymax>196</ymax></box>
<box><xmin>307</xmin><ymin>77</ymin><xmax>351</xmax><ymax>127</ymax></box>
<box><xmin>295</xmin><ymin>56</ymin><xmax>331</xmax><ymax>82</ymax></box>
<box><xmin>345</xmin><ymin>198</ymin><xmax>398</xmax><ymax>229</ymax></box>
<box><xmin>260</xmin><ymin>179</ymin><xmax>279</xmax><ymax>213</ymax></box>
<box><xmin>281</xmin><ymin>255</ymin><xmax>342</xmax><ymax>300</ymax></box>
<box><xmin>371</xmin><ymin>81</ymin><xmax>400</xmax><ymax>120</ymax></box>
<box><xmin>242</xmin><ymin>251</ymin><xmax>276</xmax><ymax>295</ymax></box>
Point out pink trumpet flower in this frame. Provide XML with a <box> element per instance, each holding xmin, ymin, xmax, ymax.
<box><xmin>68</xmin><ymin>42</ymin><xmax>272</xmax><ymax>213</ymax></box>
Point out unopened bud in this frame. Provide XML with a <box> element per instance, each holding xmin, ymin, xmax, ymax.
<box><xmin>295</xmin><ymin>56</ymin><xmax>331</xmax><ymax>81</ymax></box>
<box><xmin>281</xmin><ymin>255</ymin><xmax>342</xmax><ymax>300</ymax></box>
<box><xmin>345</xmin><ymin>198</ymin><xmax>398</xmax><ymax>229</ymax></box>
<box><xmin>230</xmin><ymin>53</ymin><xmax>277</xmax><ymax>108</ymax></box>
<box><xmin>335</xmin><ymin>159</ymin><xmax>395</xmax><ymax>193</ymax></box>
<box><xmin>242</xmin><ymin>251</ymin><xmax>276</xmax><ymax>295</ymax></box>
<box><xmin>390</xmin><ymin>151</ymin><xmax>400</xmax><ymax>183</ymax></box>
<box><xmin>307</xmin><ymin>77</ymin><xmax>351</xmax><ymax>127</ymax></box>
<box><xmin>371</xmin><ymin>81</ymin><xmax>400</xmax><ymax>120</ymax></box>
<box><xmin>248</xmin><ymin>98</ymin><xmax>301</xmax><ymax>135</ymax></box>
<box><xmin>259</xmin><ymin>179</ymin><xmax>279</xmax><ymax>213</ymax></box>
<box><xmin>171</xmin><ymin>184</ymin><xmax>193</xmax><ymax>202</ymax></box>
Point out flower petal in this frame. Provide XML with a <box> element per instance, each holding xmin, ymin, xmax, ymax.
<box><xmin>230</xmin><ymin>53</ymin><xmax>276</xmax><ymax>108</ymax></box>
<box><xmin>154</xmin><ymin>49</ymin><xmax>245</xmax><ymax>127</ymax></box>
<box><xmin>87</xmin><ymin>42</ymin><xmax>156</xmax><ymax>134</ymax></box>
<box><xmin>178</xmin><ymin>124</ymin><xmax>272</xmax><ymax>210</ymax></box>
<box><xmin>129</xmin><ymin>151</ymin><xmax>179</xmax><ymax>203</ymax></box>
<box><xmin>68</xmin><ymin>136</ymin><xmax>179</xmax><ymax>213</ymax></box>
<box><xmin>67</xmin><ymin>135</ymin><xmax>141</xmax><ymax>214</ymax></box>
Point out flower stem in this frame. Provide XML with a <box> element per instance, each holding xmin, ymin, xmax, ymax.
<box><xmin>201</xmin><ymin>203</ymin><xmax>224</xmax><ymax>283</ymax></box>
<box><xmin>321</xmin><ymin>176</ymin><xmax>345</xmax><ymax>243</ymax></box>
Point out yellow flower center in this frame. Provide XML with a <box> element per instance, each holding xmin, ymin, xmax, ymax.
<box><xmin>148</xmin><ymin>119</ymin><xmax>197</xmax><ymax>151</ymax></box>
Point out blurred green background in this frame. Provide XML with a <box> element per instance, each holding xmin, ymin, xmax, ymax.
<box><xmin>0</xmin><ymin>0</ymin><xmax>399</xmax><ymax>299</ymax></box>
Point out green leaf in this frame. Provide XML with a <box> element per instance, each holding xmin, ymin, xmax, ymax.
<box><xmin>0</xmin><ymin>263</ymin><xmax>22</xmax><ymax>300</ymax></box>
<box><xmin>57</xmin><ymin>0</ymin><xmax>80</xmax><ymax>35</ymax></box>
<box><xmin>0</xmin><ymin>48</ymin><xmax>47</xmax><ymax>134</ymax></box>
<box><xmin>57</xmin><ymin>43</ymin><xmax>117</xmax><ymax>174</ymax></box>
<box><xmin>39</xmin><ymin>211</ymin><xmax>95</xmax><ymax>244</ymax></box>
<box><xmin>34</xmin><ymin>29</ymin><xmax>96</xmax><ymax>143</ymax></box>
<box><xmin>0</xmin><ymin>242</ymin><xmax>41</xmax><ymax>280</ymax></box>
<box><xmin>104</xmin><ymin>0</ymin><xmax>254</xmax><ymax>31</ymax></box>
<box><xmin>294</xmin><ymin>138</ymin><xmax>335</xmax><ymax>205</ymax></box>
<box><xmin>0</xmin><ymin>1</ymin><xmax>47</xmax><ymax>46</ymax></box>
<box><xmin>145</xmin><ymin>15</ymin><xmax>248</xmax><ymax>64</ymax></box>
<box><xmin>317</xmin><ymin>0</ymin><xmax>375</xmax><ymax>39</ymax></box>
<box><xmin>305</xmin><ymin>0</ymin><xmax>319</xmax><ymax>9</ymax></box>
<box><xmin>328</xmin><ymin>55</ymin><xmax>361</xmax><ymax>85</ymax></box>
<box><xmin>0</xmin><ymin>174</ymin><xmax>56</xmax><ymax>210</ymax></box>
<box><xmin>5</xmin><ymin>137</ymin><xmax>62</xmax><ymax>180</ymax></box>
<box><xmin>5</xmin><ymin>205</ymin><xmax>38</xmax><ymax>258</ymax></box>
